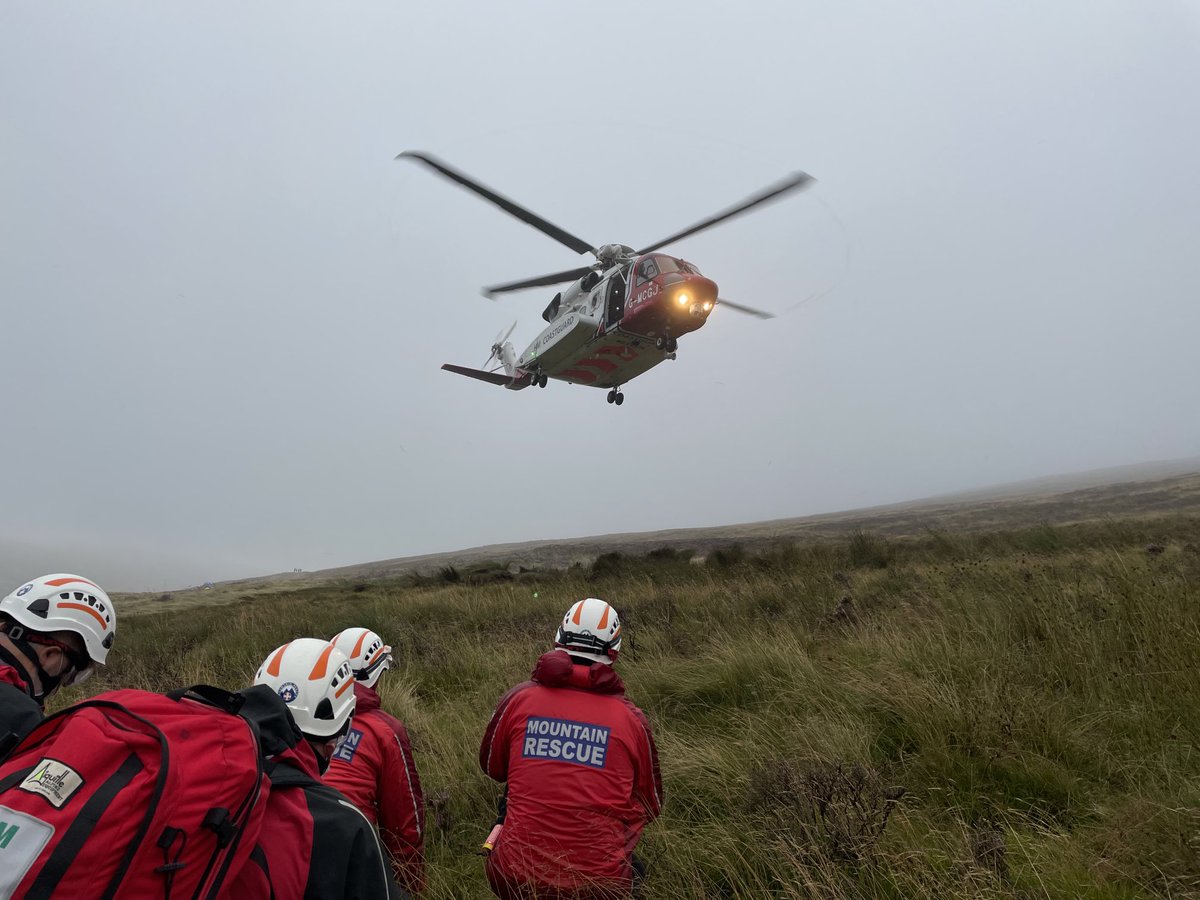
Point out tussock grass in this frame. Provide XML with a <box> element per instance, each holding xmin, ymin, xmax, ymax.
<box><xmin>81</xmin><ymin>517</ymin><xmax>1200</xmax><ymax>898</ymax></box>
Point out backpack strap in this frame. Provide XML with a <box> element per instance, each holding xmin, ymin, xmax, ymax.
<box><xmin>0</xmin><ymin>682</ymin><xmax>42</xmax><ymax>760</ymax></box>
<box><xmin>27</xmin><ymin>754</ymin><xmax>149</xmax><ymax>900</ymax></box>
<box><xmin>248</xmin><ymin>846</ymin><xmax>276</xmax><ymax>900</ymax></box>
<box><xmin>266</xmin><ymin>760</ymin><xmax>317</xmax><ymax>789</ymax></box>
<box><xmin>166</xmin><ymin>684</ymin><xmax>246</xmax><ymax>714</ymax></box>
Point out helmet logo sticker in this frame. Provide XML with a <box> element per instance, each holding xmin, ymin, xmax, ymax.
<box><xmin>16</xmin><ymin>584</ymin><xmax>32</xmax><ymax>597</ymax></box>
<box><xmin>278</xmin><ymin>682</ymin><xmax>299</xmax><ymax>703</ymax></box>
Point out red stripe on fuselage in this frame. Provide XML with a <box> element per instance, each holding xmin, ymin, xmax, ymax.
<box><xmin>559</xmin><ymin>368</ymin><xmax>597</xmax><ymax>382</ymax></box>
<box><xmin>574</xmin><ymin>358</ymin><xmax>618</xmax><ymax>373</ymax></box>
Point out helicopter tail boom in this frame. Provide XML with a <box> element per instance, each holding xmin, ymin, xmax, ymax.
<box><xmin>441</xmin><ymin>363</ymin><xmax>532</xmax><ymax>390</ymax></box>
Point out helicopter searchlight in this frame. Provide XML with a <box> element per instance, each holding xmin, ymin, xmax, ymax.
<box><xmin>397</xmin><ymin>151</ymin><xmax>814</xmax><ymax>406</ymax></box>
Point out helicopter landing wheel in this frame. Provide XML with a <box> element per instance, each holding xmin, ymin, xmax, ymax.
<box><xmin>614</xmin><ymin>392</ymin><xmax>624</xmax><ymax>406</ymax></box>
<box><xmin>655</xmin><ymin>336</ymin><xmax>667</xmax><ymax>351</ymax></box>
<box><xmin>606</xmin><ymin>389</ymin><xmax>615</xmax><ymax>404</ymax></box>
<box><xmin>666</xmin><ymin>337</ymin><xmax>678</xmax><ymax>353</ymax></box>
<box><xmin>537</xmin><ymin>373</ymin><xmax>548</xmax><ymax>388</ymax></box>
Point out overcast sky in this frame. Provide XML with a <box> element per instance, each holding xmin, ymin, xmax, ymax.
<box><xmin>3</xmin><ymin>1</ymin><xmax>1198</xmax><ymax>591</ymax></box>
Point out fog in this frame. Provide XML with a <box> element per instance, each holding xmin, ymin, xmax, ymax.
<box><xmin>2</xmin><ymin>2</ymin><xmax>1197</xmax><ymax>590</ymax></box>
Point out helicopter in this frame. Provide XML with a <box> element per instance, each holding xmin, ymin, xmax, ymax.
<box><xmin>398</xmin><ymin>151</ymin><xmax>814</xmax><ymax>405</ymax></box>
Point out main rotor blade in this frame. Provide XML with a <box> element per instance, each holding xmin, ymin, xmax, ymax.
<box><xmin>716</xmin><ymin>297</ymin><xmax>775</xmax><ymax>319</ymax></box>
<box><xmin>635</xmin><ymin>171</ymin><xmax>815</xmax><ymax>255</ymax></box>
<box><xmin>397</xmin><ymin>151</ymin><xmax>596</xmax><ymax>256</ymax></box>
<box><xmin>483</xmin><ymin>265</ymin><xmax>595</xmax><ymax>298</ymax></box>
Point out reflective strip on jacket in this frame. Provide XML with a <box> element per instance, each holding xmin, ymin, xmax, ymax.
<box><xmin>325</xmin><ymin>682</ymin><xmax>426</xmax><ymax>894</ymax></box>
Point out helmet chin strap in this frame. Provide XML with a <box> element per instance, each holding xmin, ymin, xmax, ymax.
<box><xmin>311</xmin><ymin>742</ymin><xmax>332</xmax><ymax>775</ymax></box>
<box><xmin>0</xmin><ymin>624</ymin><xmax>64</xmax><ymax>704</ymax></box>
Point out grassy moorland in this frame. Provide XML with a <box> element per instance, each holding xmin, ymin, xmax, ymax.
<box><xmin>92</xmin><ymin>515</ymin><xmax>1198</xmax><ymax>898</ymax></box>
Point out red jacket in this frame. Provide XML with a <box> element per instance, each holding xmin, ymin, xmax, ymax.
<box><xmin>230</xmin><ymin>727</ymin><xmax>398</xmax><ymax>899</ymax></box>
<box><xmin>227</xmin><ymin>738</ymin><xmax>311</xmax><ymax>900</ymax></box>
<box><xmin>0</xmin><ymin>663</ymin><xmax>28</xmax><ymax>692</ymax></box>
<box><xmin>325</xmin><ymin>682</ymin><xmax>426</xmax><ymax>894</ymax></box>
<box><xmin>479</xmin><ymin>651</ymin><xmax>663</xmax><ymax>899</ymax></box>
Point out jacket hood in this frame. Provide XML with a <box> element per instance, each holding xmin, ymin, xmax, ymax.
<box><xmin>0</xmin><ymin>660</ymin><xmax>32</xmax><ymax>696</ymax></box>
<box><xmin>275</xmin><ymin>738</ymin><xmax>323</xmax><ymax>777</ymax></box>
<box><xmin>353</xmin><ymin>681</ymin><xmax>381</xmax><ymax>714</ymax></box>
<box><xmin>240</xmin><ymin>683</ymin><xmax>305</xmax><ymax>757</ymax></box>
<box><xmin>531</xmin><ymin>649</ymin><xmax>625</xmax><ymax>695</ymax></box>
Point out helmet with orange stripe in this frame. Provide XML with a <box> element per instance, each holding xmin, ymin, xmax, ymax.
<box><xmin>0</xmin><ymin>574</ymin><xmax>116</xmax><ymax>683</ymax></box>
<box><xmin>554</xmin><ymin>598</ymin><xmax>622</xmax><ymax>665</ymax></box>
<box><xmin>330</xmin><ymin>627</ymin><xmax>392</xmax><ymax>689</ymax></box>
<box><xmin>254</xmin><ymin>638</ymin><xmax>356</xmax><ymax>741</ymax></box>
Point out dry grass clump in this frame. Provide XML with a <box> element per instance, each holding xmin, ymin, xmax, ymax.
<box><xmin>746</xmin><ymin>758</ymin><xmax>907</xmax><ymax>862</ymax></box>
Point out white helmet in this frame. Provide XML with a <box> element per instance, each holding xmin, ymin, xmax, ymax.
<box><xmin>254</xmin><ymin>639</ymin><xmax>356</xmax><ymax>739</ymax></box>
<box><xmin>554</xmin><ymin>598</ymin><xmax>622</xmax><ymax>665</ymax></box>
<box><xmin>330</xmin><ymin>627</ymin><xmax>392</xmax><ymax>689</ymax></box>
<box><xmin>0</xmin><ymin>574</ymin><xmax>116</xmax><ymax>670</ymax></box>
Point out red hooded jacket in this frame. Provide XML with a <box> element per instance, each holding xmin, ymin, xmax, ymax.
<box><xmin>0</xmin><ymin>663</ymin><xmax>28</xmax><ymax>691</ymax></box>
<box><xmin>324</xmin><ymin>682</ymin><xmax>426</xmax><ymax>894</ymax></box>
<box><xmin>229</xmin><ymin>704</ymin><xmax>399</xmax><ymax>900</ymax></box>
<box><xmin>227</xmin><ymin>738</ymin><xmax>312</xmax><ymax>900</ymax></box>
<box><xmin>479</xmin><ymin>651</ymin><xmax>663</xmax><ymax>899</ymax></box>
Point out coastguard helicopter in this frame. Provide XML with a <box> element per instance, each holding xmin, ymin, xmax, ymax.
<box><xmin>399</xmin><ymin>151</ymin><xmax>814</xmax><ymax>405</ymax></box>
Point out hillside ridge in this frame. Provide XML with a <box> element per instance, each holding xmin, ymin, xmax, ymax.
<box><xmin>172</xmin><ymin>457</ymin><xmax>1200</xmax><ymax>595</ymax></box>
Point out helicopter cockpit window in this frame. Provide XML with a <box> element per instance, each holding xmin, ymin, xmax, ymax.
<box><xmin>636</xmin><ymin>258</ymin><xmax>659</xmax><ymax>285</ymax></box>
<box><xmin>653</xmin><ymin>256</ymin><xmax>701</xmax><ymax>276</ymax></box>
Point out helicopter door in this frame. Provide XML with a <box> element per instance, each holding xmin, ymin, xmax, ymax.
<box><xmin>604</xmin><ymin>267</ymin><xmax>629</xmax><ymax>328</ymax></box>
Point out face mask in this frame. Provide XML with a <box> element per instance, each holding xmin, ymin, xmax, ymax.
<box><xmin>0</xmin><ymin>625</ymin><xmax>79</xmax><ymax>704</ymax></box>
<box><xmin>32</xmin><ymin>644</ymin><xmax>92</xmax><ymax>699</ymax></box>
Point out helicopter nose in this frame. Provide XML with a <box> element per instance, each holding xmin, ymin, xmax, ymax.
<box><xmin>666</xmin><ymin>276</ymin><xmax>719</xmax><ymax>316</ymax></box>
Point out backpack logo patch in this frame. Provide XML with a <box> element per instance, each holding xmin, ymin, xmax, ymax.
<box><xmin>18</xmin><ymin>759</ymin><xmax>84</xmax><ymax>808</ymax></box>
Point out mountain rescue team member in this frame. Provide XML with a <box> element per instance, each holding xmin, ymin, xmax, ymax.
<box><xmin>0</xmin><ymin>573</ymin><xmax>116</xmax><ymax>753</ymax></box>
<box><xmin>480</xmin><ymin>598</ymin><xmax>663</xmax><ymax>899</ymax></box>
<box><xmin>234</xmin><ymin>638</ymin><xmax>402</xmax><ymax>900</ymax></box>
<box><xmin>325</xmin><ymin>627</ymin><xmax>427</xmax><ymax>895</ymax></box>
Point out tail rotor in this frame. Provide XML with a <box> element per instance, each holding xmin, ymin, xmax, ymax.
<box><xmin>482</xmin><ymin>321</ymin><xmax>518</xmax><ymax>371</ymax></box>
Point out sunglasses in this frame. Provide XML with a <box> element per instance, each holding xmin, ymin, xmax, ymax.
<box><xmin>355</xmin><ymin>647</ymin><xmax>393</xmax><ymax>682</ymax></box>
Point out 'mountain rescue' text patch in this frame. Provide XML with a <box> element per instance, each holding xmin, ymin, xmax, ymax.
<box><xmin>521</xmin><ymin>717</ymin><xmax>610</xmax><ymax>769</ymax></box>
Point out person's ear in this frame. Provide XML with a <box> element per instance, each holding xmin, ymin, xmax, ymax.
<box><xmin>38</xmin><ymin>644</ymin><xmax>69</xmax><ymax>677</ymax></box>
